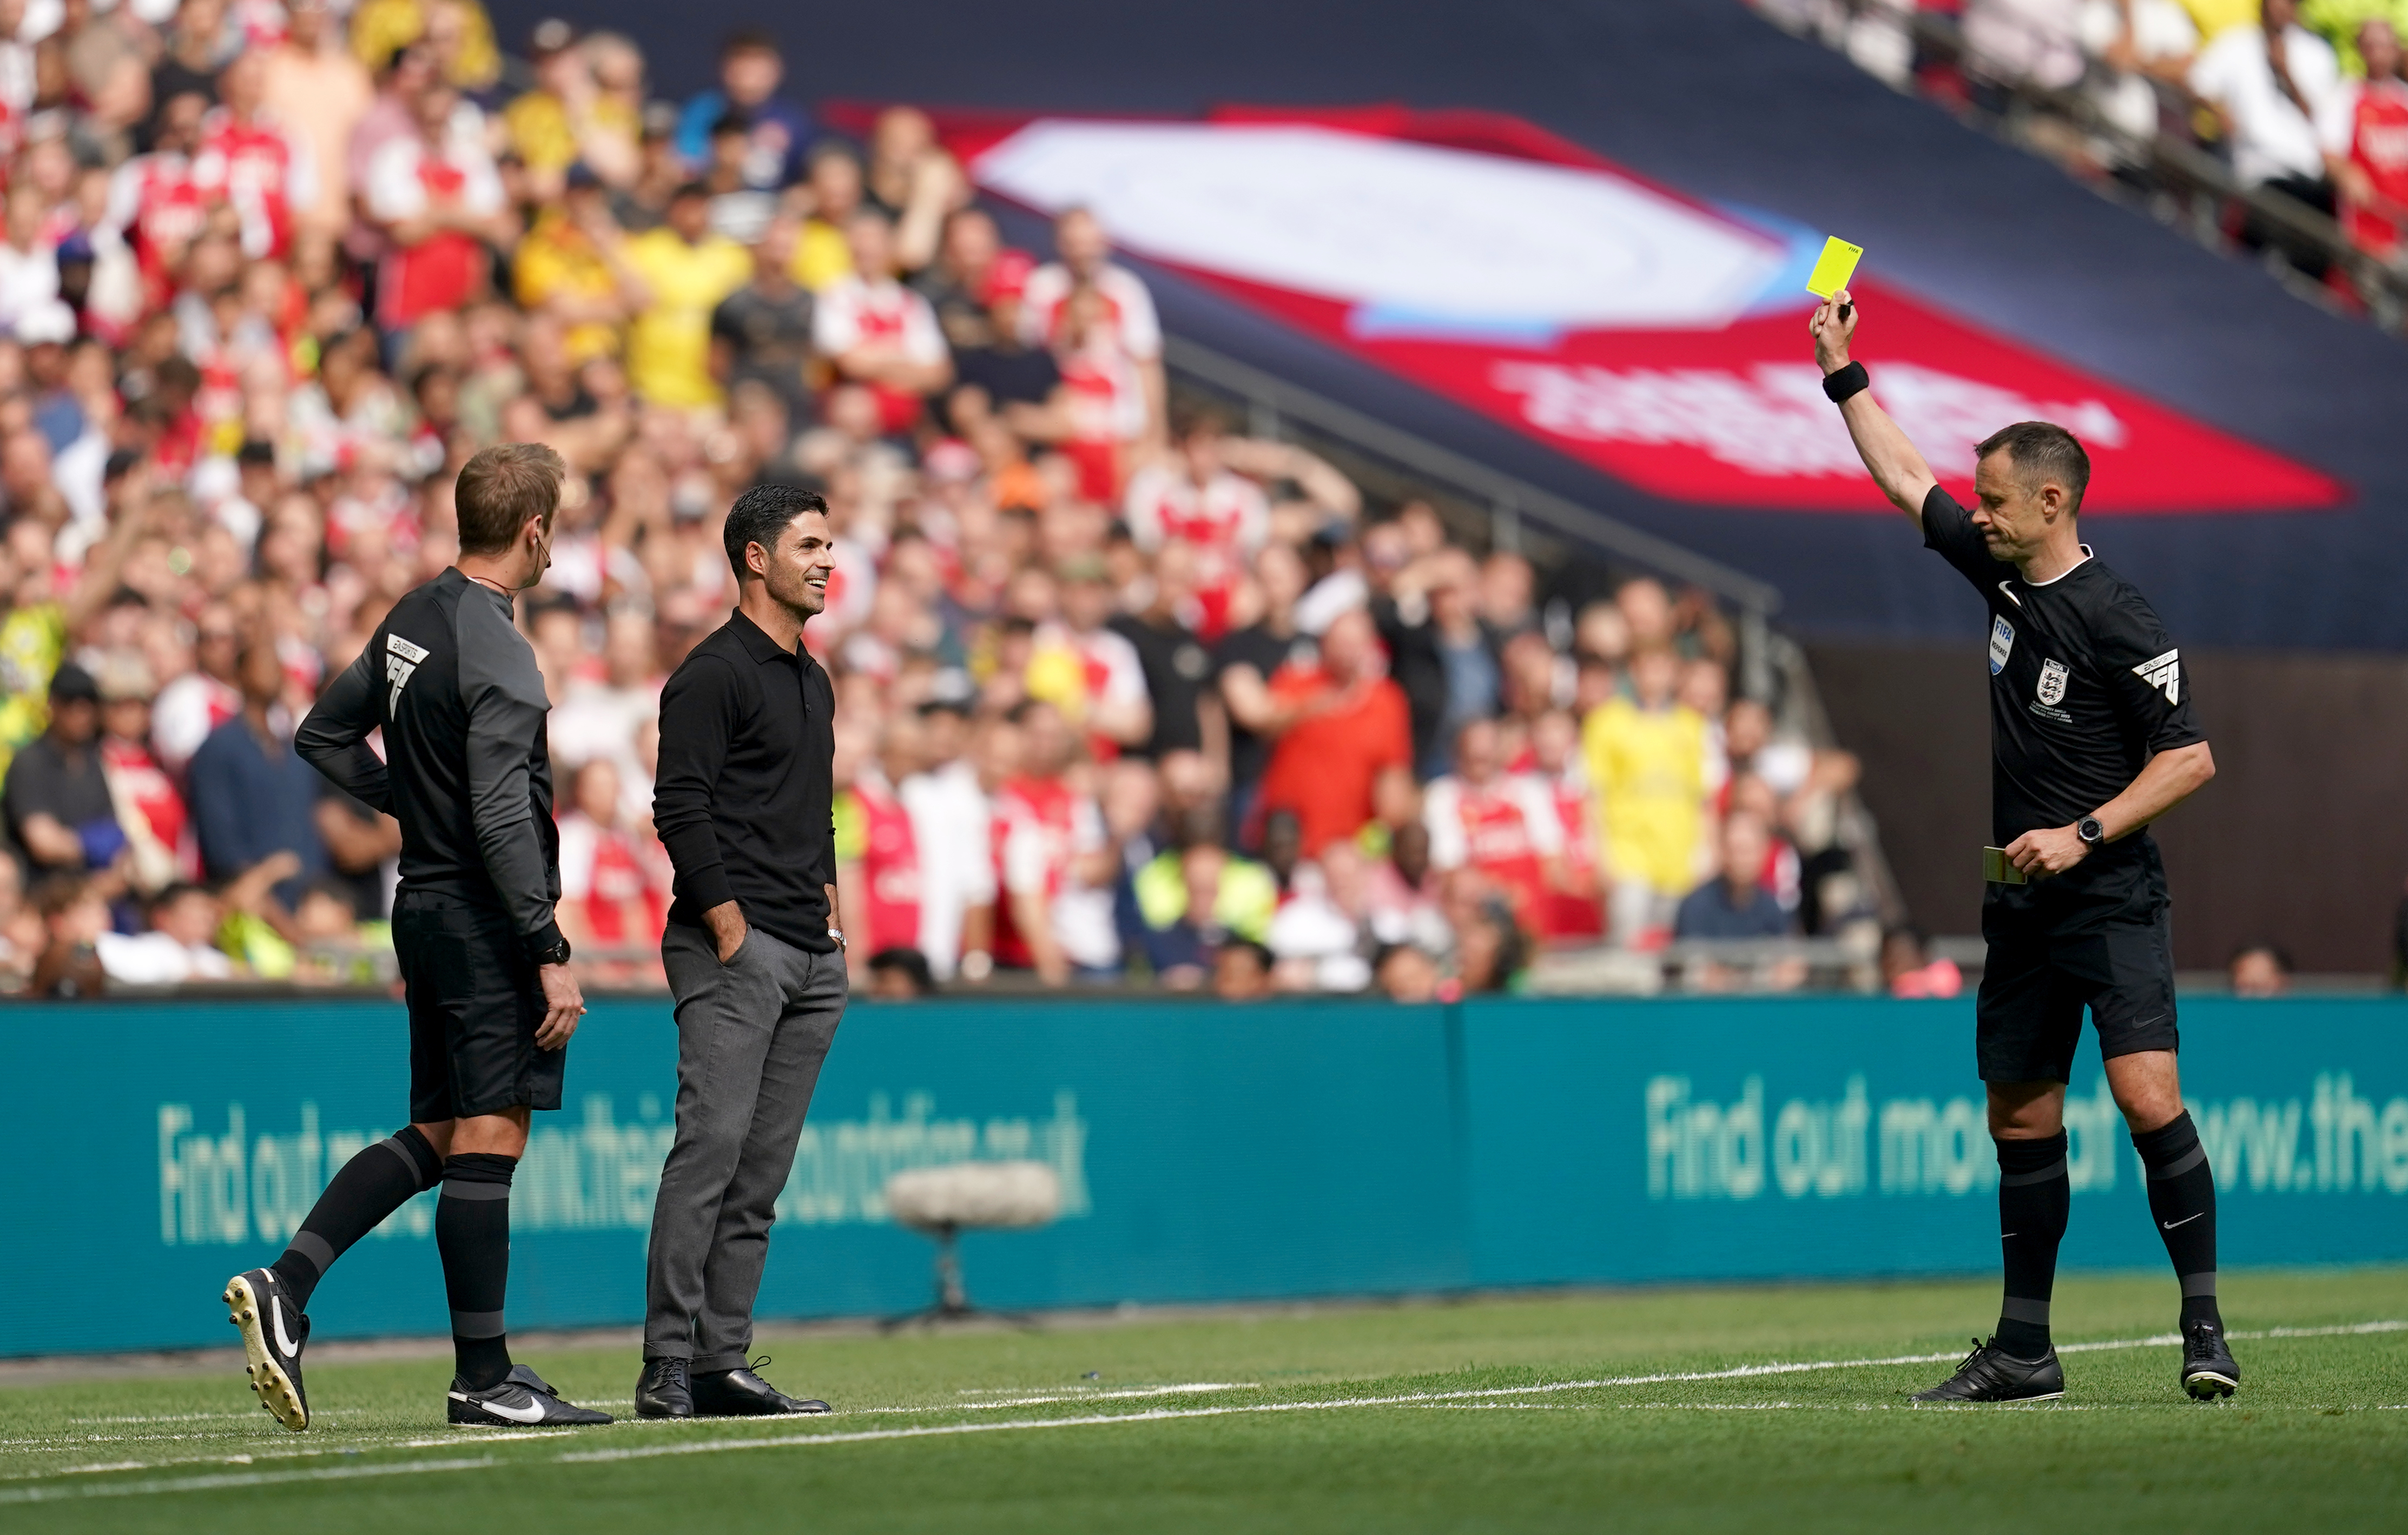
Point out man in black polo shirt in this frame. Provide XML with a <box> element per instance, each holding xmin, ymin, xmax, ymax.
<box><xmin>639</xmin><ymin>483</ymin><xmax>845</xmax><ymax>1419</ymax></box>
<box><xmin>1812</xmin><ymin>290</ymin><xmax>2233</xmax><ymax>1404</ymax></box>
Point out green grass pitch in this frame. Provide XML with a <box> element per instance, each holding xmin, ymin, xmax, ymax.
<box><xmin>4</xmin><ymin>1268</ymin><xmax>2404</xmax><ymax>1532</ymax></box>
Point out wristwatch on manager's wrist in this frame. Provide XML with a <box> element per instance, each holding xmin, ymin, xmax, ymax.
<box><xmin>2076</xmin><ymin>816</ymin><xmax>2105</xmax><ymax>845</ymax></box>
<box><xmin>526</xmin><ymin>924</ymin><xmax>573</xmax><ymax>968</ymax></box>
<box><xmin>828</xmin><ymin>927</ymin><xmax>846</xmax><ymax>950</ymax></box>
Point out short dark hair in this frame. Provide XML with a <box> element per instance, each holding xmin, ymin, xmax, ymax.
<box><xmin>454</xmin><ymin>443</ymin><xmax>565</xmax><ymax>555</ymax></box>
<box><xmin>866</xmin><ymin>946</ymin><xmax>936</xmax><ymax>996</ymax></box>
<box><xmin>1975</xmin><ymin>421</ymin><xmax>2090</xmax><ymax>512</ymax></box>
<box><xmin>722</xmin><ymin>482</ymin><xmax>828</xmax><ymax>579</ymax></box>
<box><xmin>721</xmin><ymin>27</ymin><xmax>780</xmax><ymax>57</ymax></box>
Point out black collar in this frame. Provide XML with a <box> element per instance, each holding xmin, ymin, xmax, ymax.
<box><xmin>727</xmin><ymin>608</ymin><xmax>810</xmax><ymax>668</ymax></box>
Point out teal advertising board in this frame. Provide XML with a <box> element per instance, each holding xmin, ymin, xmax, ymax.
<box><xmin>3</xmin><ymin>995</ymin><xmax>2403</xmax><ymax>1357</ymax></box>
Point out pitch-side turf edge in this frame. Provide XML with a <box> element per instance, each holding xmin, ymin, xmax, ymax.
<box><xmin>4</xmin><ymin>1320</ymin><xmax>2401</xmax><ymax>1503</ymax></box>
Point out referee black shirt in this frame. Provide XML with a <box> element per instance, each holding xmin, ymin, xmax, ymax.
<box><xmin>298</xmin><ymin>567</ymin><xmax>563</xmax><ymax>951</ymax></box>
<box><xmin>652</xmin><ymin>608</ymin><xmax>838</xmax><ymax>953</ymax></box>
<box><xmin>1923</xmin><ymin>485</ymin><xmax>2203</xmax><ymax>933</ymax></box>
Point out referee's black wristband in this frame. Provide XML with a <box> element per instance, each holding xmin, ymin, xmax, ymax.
<box><xmin>1822</xmin><ymin>361</ymin><xmax>1869</xmax><ymax>404</ymax></box>
<box><xmin>523</xmin><ymin>920</ymin><xmax>572</xmax><ymax>968</ymax></box>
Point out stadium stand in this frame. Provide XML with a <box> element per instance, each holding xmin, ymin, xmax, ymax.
<box><xmin>0</xmin><ymin>0</ymin><xmax>1906</xmax><ymax>1000</ymax></box>
<box><xmin>1758</xmin><ymin>0</ymin><xmax>2408</xmax><ymax>330</ymax></box>
<box><xmin>4</xmin><ymin>0</ymin><xmax>2405</xmax><ymax>995</ymax></box>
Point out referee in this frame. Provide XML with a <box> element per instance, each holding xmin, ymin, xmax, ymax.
<box><xmin>221</xmin><ymin>444</ymin><xmax>612</xmax><ymax>1430</ymax></box>
<box><xmin>637</xmin><ymin>483</ymin><xmax>846</xmax><ymax>1419</ymax></box>
<box><xmin>1812</xmin><ymin>292</ymin><xmax>2235</xmax><ymax>1404</ymax></box>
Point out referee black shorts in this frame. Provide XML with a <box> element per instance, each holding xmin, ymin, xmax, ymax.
<box><xmin>393</xmin><ymin>889</ymin><xmax>565</xmax><ymax>1123</ymax></box>
<box><xmin>1975</xmin><ymin>907</ymin><xmax>2179</xmax><ymax>1084</ymax></box>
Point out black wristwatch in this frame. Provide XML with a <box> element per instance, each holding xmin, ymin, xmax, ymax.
<box><xmin>525</xmin><ymin>921</ymin><xmax>573</xmax><ymax>968</ymax></box>
<box><xmin>2076</xmin><ymin>816</ymin><xmax>2105</xmax><ymax>845</ymax></box>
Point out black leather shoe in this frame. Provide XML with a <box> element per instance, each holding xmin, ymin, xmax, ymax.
<box><xmin>691</xmin><ymin>1358</ymin><xmax>830</xmax><ymax>1417</ymax></box>
<box><xmin>635</xmin><ymin>1356</ymin><xmax>694</xmax><ymax>1419</ymax></box>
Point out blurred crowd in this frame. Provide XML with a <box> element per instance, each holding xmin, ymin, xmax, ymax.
<box><xmin>1766</xmin><ymin>0</ymin><xmax>2408</xmax><ymax>295</ymax></box>
<box><xmin>0</xmin><ymin>1</ymin><xmax>1878</xmax><ymax>1000</ymax></box>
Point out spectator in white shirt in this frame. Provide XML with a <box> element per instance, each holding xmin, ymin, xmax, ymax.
<box><xmin>2191</xmin><ymin>0</ymin><xmax>2342</xmax><ymax>191</ymax></box>
<box><xmin>898</xmin><ymin>694</ymin><xmax>996</xmax><ymax>981</ymax></box>
<box><xmin>548</xmin><ymin>609</ymin><xmax>662</xmax><ymax>782</ymax></box>
<box><xmin>0</xmin><ymin>183</ymin><xmax>59</xmax><ymax>339</ymax></box>
<box><xmin>1964</xmin><ymin>0</ymin><xmax>2089</xmax><ymax>90</ymax></box>
<box><xmin>96</xmin><ymin>883</ymin><xmax>236</xmax><ymax>985</ymax></box>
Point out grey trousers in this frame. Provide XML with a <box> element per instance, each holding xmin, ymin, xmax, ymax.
<box><xmin>644</xmin><ymin>922</ymin><xmax>846</xmax><ymax>1369</ymax></box>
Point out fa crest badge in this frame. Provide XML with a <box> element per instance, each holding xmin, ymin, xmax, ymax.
<box><xmin>2036</xmin><ymin>658</ymin><xmax>2069</xmax><ymax>706</ymax></box>
<box><xmin>1988</xmin><ymin>616</ymin><xmax>2014</xmax><ymax>675</ymax></box>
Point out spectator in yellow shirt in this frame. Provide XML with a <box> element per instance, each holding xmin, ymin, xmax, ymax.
<box><xmin>621</xmin><ymin>183</ymin><xmax>753</xmax><ymax>409</ymax></box>
<box><xmin>500</xmin><ymin>20</ymin><xmax>639</xmax><ymax>204</ymax></box>
<box><xmin>349</xmin><ymin>0</ymin><xmax>499</xmax><ymax>92</ymax></box>
<box><xmin>789</xmin><ymin>141</ymin><xmax>863</xmax><ymax>293</ymax></box>
<box><xmin>514</xmin><ymin>166</ymin><xmax>650</xmax><ymax>363</ymax></box>
<box><xmin>1581</xmin><ymin>645</ymin><xmax>1707</xmax><ymax>949</ymax></box>
<box><xmin>2179</xmin><ymin>0</ymin><xmax>2265</xmax><ymax>38</ymax></box>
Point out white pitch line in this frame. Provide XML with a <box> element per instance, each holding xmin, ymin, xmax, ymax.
<box><xmin>853</xmin><ymin>1383</ymin><xmax>1258</xmax><ymax>1414</ymax></box>
<box><xmin>8</xmin><ymin>1320</ymin><xmax>2401</xmax><ymax>1499</ymax></box>
<box><xmin>0</xmin><ymin>1457</ymin><xmax>496</xmax><ymax>1504</ymax></box>
<box><xmin>0</xmin><ymin>1427</ymin><xmax>586</xmax><ymax>1484</ymax></box>
<box><xmin>74</xmin><ymin>1424</ymin><xmax>275</xmax><ymax>1434</ymax></box>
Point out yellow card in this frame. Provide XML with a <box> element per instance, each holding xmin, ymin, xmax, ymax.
<box><xmin>1806</xmin><ymin>236</ymin><xmax>1864</xmax><ymax>299</ymax></box>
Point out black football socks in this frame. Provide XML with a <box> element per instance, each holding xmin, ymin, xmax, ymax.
<box><xmin>271</xmin><ymin>1126</ymin><xmax>444</xmax><ymax>1309</ymax></box>
<box><xmin>437</xmin><ymin>1153</ymin><xmax>519</xmax><ymax>1391</ymax></box>
<box><xmin>2132</xmin><ymin>1111</ymin><xmax>2221</xmax><ymax>1328</ymax></box>
<box><xmin>1994</xmin><ymin>1132</ymin><xmax>2070</xmax><ymax>1357</ymax></box>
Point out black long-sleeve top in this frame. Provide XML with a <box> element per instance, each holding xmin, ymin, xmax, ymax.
<box><xmin>296</xmin><ymin>567</ymin><xmax>563</xmax><ymax>952</ymax></box>
<box><xmin>652</xmin><ymin>608</ymin><xmax>837</xmax><ymax>952</ymax></box>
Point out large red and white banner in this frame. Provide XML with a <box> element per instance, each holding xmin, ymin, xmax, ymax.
<box><xmin>945</xmin><ymin>106</ymin><xmax>2345</xmax><ymax>515</ymax></box>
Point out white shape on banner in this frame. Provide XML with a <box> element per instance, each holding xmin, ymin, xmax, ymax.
<box><xmin>973</xmin><ymin>121</ymin><xmax>1785</xmax><ymax>330</ymax></box>
<box><xmin>1491</xmin><ymin>361</ymin><xmax>2128</xmax><ymax>479</ymax></box>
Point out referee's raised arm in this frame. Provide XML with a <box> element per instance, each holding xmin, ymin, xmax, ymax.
<box><xmin>1810</xmin><ymin>290</ymin><xmax>1939</xmax><ymax>523</ymax></box>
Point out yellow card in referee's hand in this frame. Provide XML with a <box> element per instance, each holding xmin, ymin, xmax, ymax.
<box><xmin>1806</xmin><ymin>235</ymin><xmax>1864</xmax><ymax>299</ymax></box>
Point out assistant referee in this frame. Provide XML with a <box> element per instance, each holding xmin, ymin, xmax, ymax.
<box><xmin>1811</xmin><ymin>292</ymin><xmax>2234</xmax><ymax>1404</ymax></box>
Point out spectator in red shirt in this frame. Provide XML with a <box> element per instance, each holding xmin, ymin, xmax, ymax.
<box><xmin>835</xmin><ymin>711</ymin><xmax>926</xmax><ymax>971</ymax></box>
<box><xmin>812</xmin><ymin>208</ymin><xmax>951</xmax><ymax>436</ymax></box>
<box><xmin>95</xmin><ymin>656</ymin><xmax>183</xmax><ymax>891</ymax></box>
<box><xmin>192</xmin><ymin>53</ymin><xmax>319</xmax><ymax>261</ymax></box>
<box><xmin>1422</xmin><ymin>716</ymin><xmax>1565</xmax><ymax>934</ymax></box>
<box><xmin>1527</xmin><ymin>707</ymin><xmax>1606</xmax><ymax>942</ymax></box>
<box><xmin>990</xmin><ymin>698</ymin><xmax>1116</xmax><ymax>984</ymax></box>
<box><xmin>1255</xmin><ymin>607</ymin><xmax>1412</xmax><ymax>857</ymax></box>
<box><xmin>364</xmin><ymin>81</ymin><xmax>511</xmax><ymax>334</ymax></box>
<box><xmin>1022</xmin><ymin>206</ymin><xmax>1164</xmax><ymax>448</ymax></box>
<box><xmin>555</xmin><ymin>755</ymin><xmax>667</xmax><ymax>956</ymax></box>
<box><xmin>1121</xmin><ymin>406</ymin><xmax>1269</xmax><ymax>641</ymax></box>
<box><xmin>2320</xmin><ymin>19</ymin><xmax>2408</xmax><ymax>261</ymax></box>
